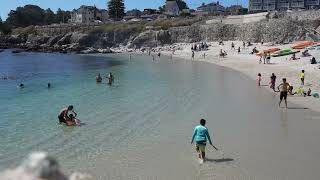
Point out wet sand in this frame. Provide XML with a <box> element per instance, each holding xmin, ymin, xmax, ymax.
<box><xmin>78</xmin><ymin>56</ymin><xmax>320</xmax><ymax>180</ymax></box>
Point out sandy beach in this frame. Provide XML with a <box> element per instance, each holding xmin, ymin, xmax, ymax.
<box><xmin>158</xmin><ymin>41</ymin><xmax>320</xmax><ymax>112</ymax></box>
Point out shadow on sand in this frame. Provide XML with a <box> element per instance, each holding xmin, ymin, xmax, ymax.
<box><xmin>287</xmin><ymin>107</ymin><xmax>309</xmax><ymax>110</ymax></box>
<box><xmin>205</xmin><ymin>158</ymin><xmax>234</xmax><ymax>163</ymax></box>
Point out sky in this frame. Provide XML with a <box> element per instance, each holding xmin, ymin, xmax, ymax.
<box><xmin>0</xmin><ymin>0</ymin><xmax>248</xmax><ymax>20</ymax></box>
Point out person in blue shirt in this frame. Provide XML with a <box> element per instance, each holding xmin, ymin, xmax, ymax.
<box><xmin>191</xmin><ymin>119</ymin><xmax>213</xmax><ymax>161</ymax></box>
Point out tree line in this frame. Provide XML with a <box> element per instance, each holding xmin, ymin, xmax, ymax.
<box><xmin>0</xmin><ymin>5</ymin><xmax>71</xmax><ymax>34</ymax></box>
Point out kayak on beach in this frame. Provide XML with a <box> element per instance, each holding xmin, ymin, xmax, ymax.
<box><xmin>292</xmin><ymin>41</ymin><xmax>315</xmax><ymax>49</ymax></box>
<box><xmin>307</xmin><ymin>44</ymin><xmax>320</xmax><ymax>50</ymax></box>
<box><xmin>272</xmin><ymin>48</ymin><xmax>300</xmax><ymax>57</ymax></box>
<box><xmin>256</xmin><ymin>48</ymin><xmax>280</xmax><ymax>56</ymax></box>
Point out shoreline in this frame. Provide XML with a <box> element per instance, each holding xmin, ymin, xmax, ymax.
<box><xmin>158</xmin><ymin>41</ymin><xmax>320</xmax><ymax>112</ymax></box>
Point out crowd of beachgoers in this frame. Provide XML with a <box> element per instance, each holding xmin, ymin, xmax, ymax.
<box><xmin>142</xmin><ymin>40</ymin><xmax>320</xmax><ymax>111</ymax></box>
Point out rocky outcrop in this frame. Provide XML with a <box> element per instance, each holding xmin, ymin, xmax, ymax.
<box><xmin>0</xmin><ymin>16</ymin><xmax>319</xmax><ymax>53</ymax></box>
<box><xmin>0</xmin><ymin>152</ymin><xmax>92</xmax><ymax>180</ymax></box>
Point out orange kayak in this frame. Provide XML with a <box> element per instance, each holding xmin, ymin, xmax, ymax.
<box><xmin>292</xmin><ymin>41</ymin><xmax>315</xmax><ymax>49</ymax></box>
<box><xmin>256</xmin><ymin>48</ymin><xmax>280</xmax><ymax>56</ymax></box>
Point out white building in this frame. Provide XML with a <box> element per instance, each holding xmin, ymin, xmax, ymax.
<box><xmin>197</xmin><ymin>1</ymin><xmax>226</xmax><ymax>15</ymax></box>
<box><xmin>70</xmin><ymin>6</ymin><xmax>109</xmax><ymax>24</ymax></box>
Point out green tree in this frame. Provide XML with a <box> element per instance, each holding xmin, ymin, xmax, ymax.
<box><xmin>55</xmin><ymin>8</ymin><xmax>71</xmax><ymax>24</ymax></box>
<box><xmin>108</xmin><ymin>0</ymin><xmax>125</xmax><ymax>20</ymax></box>
<box><xmin>6</xmin><ymin>5</ymin><xmax>45</xmax><ymax>27</ymax></box>
<box><xmin>44</xmin><ymin>8</ymin><xmax>55</xmax><ymax>24</ymax></box>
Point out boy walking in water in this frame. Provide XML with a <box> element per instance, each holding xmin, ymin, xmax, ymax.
<box><xmin>278</xmin><ymin>78</ymin><xmax>290</xmax><ymax>108</ymax></box>
<box><xmin>191</xmin><ymin>119</ymin><xmax>213</xmax><ymax>162</ymax></box>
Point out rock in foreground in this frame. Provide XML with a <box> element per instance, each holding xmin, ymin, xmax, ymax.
<box><xmin>0</xmin><ymin>152</ymin><xmax>93</xmax><ymax>180</ymax></box>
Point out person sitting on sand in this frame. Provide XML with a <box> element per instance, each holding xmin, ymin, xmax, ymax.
<box><xmin>251</xmin><ymin>47</ymin><xmax>259</xmax><ymax>54</ymax></box>
<box><xmin>58</xmin><ymin>105</ymin><xmax>77</xmax><ymax>124</ymax></box>
<box><xmin>295</xmin><ymin>87</ymin><xmax>306</xmax><ymax>97</ymax></box>
<box><xmin>288</xmin><ymin>84</ymin><xmax>294</xmax><ymax>95</ymax></box>
<box><xmin>307</xmin><ymin>88</ymin><xmax>312</xmax><ymax>96</ymax></box>
<box><xmin>302</xmin><ymin>50</ymin><xmax>311</xmax><ymax>57</ymax></box>
<box><xmin>96</xmin><ymin>73</ymin><xmax>102</xmax><ymax>83</ymax></box>
<box><xmin>311</xmin><ymin>57</ymin><xmax>317</xmax><ymax>64</ymax></box>
<box><xmin>278</xmin><ymin>78</ymin><xmax>290</xmax><ymax>108</ymax></box>
<box><xmin>219</xmin><ymin>49</ymin><xmax>227</xmax><ymax>58</ymax></box>
<box><xmin>191</xmin><ymin>119</ymin><xmax>214</xmax><ymax>162</ymax></box>
<box><xmin>290</xmin><ymin>53</ymin><xmax>299</xmax><ymax>60</ymax></box>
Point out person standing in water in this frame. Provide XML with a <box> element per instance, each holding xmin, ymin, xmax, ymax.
<box><xmin>299</xmin><ymin>70</ymin><xmax>305</xmax><ymax>86</ymax></box>
<box><xmin>278</xmin><ymin>78</ymin><xmax>290</xmax><ymax>108</ymax></box>
<box><xmin>191</xmin><ymin>119</ymin><xmax>214</xmax><ymax>162</ymax></box>
<box><xmin>96</xmin><ymin>73</ymin><xmax>102</xmax><ymax>83</ymax></box>
<box><xmin>107</xmin><ymin>72</ymin><xmax>114</xmax><ymax>85</ymax></box>
<box><xmin>191</xmin><ymin>50</ymin><xmax>195</xmax><ymax>60</ymax></box>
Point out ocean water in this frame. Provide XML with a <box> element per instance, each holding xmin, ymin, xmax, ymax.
<box><xmin>1</xmin><ymin>50</ymin><xmax>320</xmax><ymax>180</ymax></box>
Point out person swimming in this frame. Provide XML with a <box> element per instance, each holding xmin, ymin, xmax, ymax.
<box><xmin>47</xmin><ymin>83</ymin><xmax>51</xmax><ymax>88</ymax></box>
<box><xmin>18</xmin><ymin>83</ymin><xmax>24</xmax><ymax>89</ymax></box>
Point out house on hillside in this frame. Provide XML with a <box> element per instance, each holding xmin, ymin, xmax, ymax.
<box><xmin>126</xmin><ymin>9</ymin><xmax>142</xmax><ymax>17</ymax></box>
<box><xmin>249</xmin><ymin>0</ymin><xmax>320</xmax><ymax>12</ymax></box>
<box><xmin>226</xmin><ymin>5</ymin><xmax>248</xmax><ymax>15</ymax></box>
<box><xmin>70</xmin><ymin>5</ymin><xmax>109</xmax><ymax>24</ymax></box>
<box><xmin>197</xmin><ymin>1</ymin><xmax>226</xmax><ymax>15</ymax></box>
<box><xmin>165</xmin><ymin>1</ymin><xmax>181</xmax><ymax>16</ymax></box>
<box><xmin>143</xmin><ymin>9</ymin><xmax>159</xmax><ymax>15</ymax></box>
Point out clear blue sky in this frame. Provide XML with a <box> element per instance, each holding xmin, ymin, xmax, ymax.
<box><xmin>0</xmin><ymin>0</ymin><xmax>248</xmax><ymax>20</ymax></box>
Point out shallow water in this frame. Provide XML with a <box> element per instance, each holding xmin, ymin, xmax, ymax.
<box><xmin>1</xmin><ymin>50</ymin><xmax>320</xmax><ymax>180</ymax></box>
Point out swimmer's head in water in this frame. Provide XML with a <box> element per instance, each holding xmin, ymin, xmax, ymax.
<box><xmin>200</xmin><ymin>119</ymin><xmax>206</xmax><ymax>126</ymax></box>
<box><xmin>68</xmin><ymin>105</ymin><xmax>74</xmax><ymax>110</ymax></box>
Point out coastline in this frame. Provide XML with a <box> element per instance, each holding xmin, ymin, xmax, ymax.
<box><xmin>159</xmin><ymin>41</ymin><xmax>320</xmax><ymax>112</ymax></box>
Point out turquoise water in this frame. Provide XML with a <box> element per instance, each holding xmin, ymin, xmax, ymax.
<box><xmin>1</xmin><ymin>50</ymin><xmax>320</xmax><ymax>180</ymax></box>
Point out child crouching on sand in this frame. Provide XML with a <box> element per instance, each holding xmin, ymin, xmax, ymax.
<box><xmin>191</xmin><ymin>119</ymin><xmax>213</xmax><ymax>162</ymax></box>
